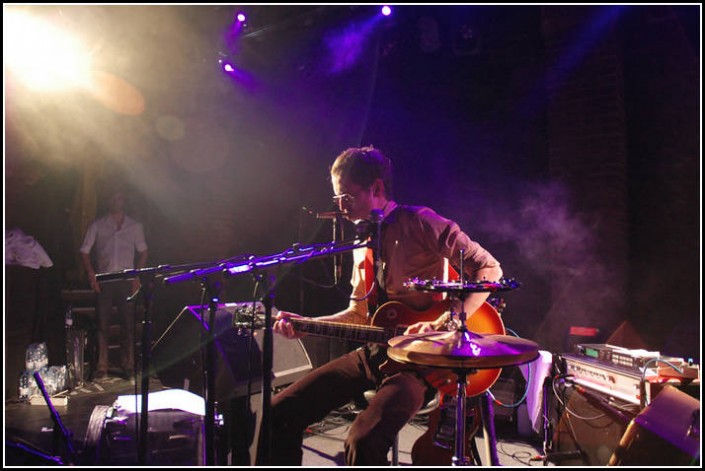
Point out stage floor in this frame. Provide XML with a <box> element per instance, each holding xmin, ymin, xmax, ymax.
<box><xmin>4</xmin><ymin>374</ymin><xmax>546</xmax><ymax>467</ymax></box>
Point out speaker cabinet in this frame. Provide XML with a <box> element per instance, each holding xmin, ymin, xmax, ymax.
<box><xmin>83</xmin><ymin>404</ymin><xmax>209</xmax><ymax>466</ymax></box>
<box><xmin>151</xmin><ymin>303</ymin><xmax>313</xmax><ymax>404</ymax></box>
<box><xmin>609</xmin><ymin>384</ymin><xmax>700</xmax><ymax>466</ymax></box>
<box><xmin>553</xmin><ymin>385</ymin><xmax>632</xmax><ymax>466</ymax></box>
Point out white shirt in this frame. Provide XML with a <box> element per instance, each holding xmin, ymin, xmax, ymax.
<box><xmin>79</xmin><ymin>214</ymin><xmax>148</xmax><ymax>273</ymax></box>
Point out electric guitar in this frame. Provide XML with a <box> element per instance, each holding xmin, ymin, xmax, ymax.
<box><xmin>248</xmin><ymin>300</ymin><xmax>506</xmax><ymax>397</ymax></box>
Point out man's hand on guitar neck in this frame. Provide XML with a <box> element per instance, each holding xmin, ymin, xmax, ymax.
<box><xmin>273</xmin><ymin>310</ymin><xmax>307</xmax><ymax>339</ymax></box>
<box><xmin>274</xmin><ymin>306</ymin><xmax>369</xmax><ymax>339</ymax></box>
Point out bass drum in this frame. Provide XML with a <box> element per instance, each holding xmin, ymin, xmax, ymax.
<box><xmin>83</xmin><ymin>405</ymin><xmax>211</xmax><ymax>466</ymax></box>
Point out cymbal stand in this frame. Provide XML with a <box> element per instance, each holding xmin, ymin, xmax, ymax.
<box><xmin>449</xmin><ymin>249</ymin><xmax>500</xmax><ymax>466</ymax></box>
<box><xmin>449</xmin><ymin>250</ymin><xmax>471</xmax><ymax>466</ymax></box>
<box><xmin>452</xmin><ymin>367</ymin><xmax>472</xmax><ymax>466</ymax></box>
<box><xmin>479</xmin><ymin>390</ymin><xmax>501</xmax><ymax>466</ymax></box>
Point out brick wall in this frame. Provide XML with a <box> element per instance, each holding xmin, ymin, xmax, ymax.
<box><xmin>539</xmin><ymin>5</ymin><xmax>630</xmax><ymax>351</ymax></box>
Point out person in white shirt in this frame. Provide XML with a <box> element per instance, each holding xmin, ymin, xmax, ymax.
<box><xmin>79</xmin><ymin>184</ymin><xmax>148</xmax><ymax>381</ymax></box>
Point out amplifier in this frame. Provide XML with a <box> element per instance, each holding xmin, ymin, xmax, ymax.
<box><xmin>152</xmin><ymin>302</ymin><xmax>313</xmax><ymax>403</ymax></box>
<box><xmin>560</xmin><ymin>354</ymin><xmax>700</xmax><ymax>408</ymax></box>
<box><xmin>561</xmin><ymin>354</ymin><xmax>645</xmax><ymax>406</ymax></box>
<box><xmin>575</xmin><ymin>343</ymin><xmax>694</xmax><ymax>373</ymax></box>
<box><xmin>575</xmin><ymin>343</ymin><xmax>658</xmax><ymax>369</ymax></box>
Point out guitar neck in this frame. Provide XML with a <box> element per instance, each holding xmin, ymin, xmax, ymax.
<box><xmin>288</xmin><ymin>318</ymin><xmax>406</xmax><ymax>345</ymax></box>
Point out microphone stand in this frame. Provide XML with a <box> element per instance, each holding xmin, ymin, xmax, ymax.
<box><xmin>33</xmin><ymin>371</ymin><xmax>77</xmax><ymax>465</ymax></box>
<box><xmin>255</xmin><ymin>271</ymin><xmax>275</xmax><ymax>465</ymax></box>
<box><xmin>199</xmin><ymin>275</ymin><xmax>223</xmax><ymax>466</ymax></box>
<box><xmin>530</xmin><ymin>374</ymin><xmax>583</xmax><ymax>465</ymax></box>
<box><xmin>136</xmin><ymin>272</ymin><xmax>155</xmax><ymax>466</ymax></box>
<box><xmin>96</xmin><ymin>261</ymin><xmax>219</xmax><ymax>466</ymax></box>
<box><xmin>162</xmin><ymin>238</ymin><xmax>369</xmax><ymax>465</ymax></box>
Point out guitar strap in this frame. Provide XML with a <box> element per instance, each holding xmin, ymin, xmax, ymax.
<box><xmin>364</xmin><ymin>247</ymin><xmax>381</xmax><ymax>315</ymax></box>
<box><xmin>373</xmin><ymin>246</ymin><xmax>388</xmax><ymax>306</ymax></box>
<box><xmin>444</xmin><ymin>258</ymin><xmax>461</xmax><ymax>283</ymax></box>
<box><xmin>437</xmin><ymin>259</ymin><xmax>461</xmax><ymax>303</ymax></box>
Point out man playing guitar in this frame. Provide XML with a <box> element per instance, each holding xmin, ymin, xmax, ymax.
<box><xmin>267</xmin><ymin>146</ymin><xmax>503</xmax><ymax>466</ymax></box>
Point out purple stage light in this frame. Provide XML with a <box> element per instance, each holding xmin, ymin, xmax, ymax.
<box><xmin>219</xmin><ymin>59</ymin><xmax>235</xmax><ymax>73</ymax></box>
<box><xmin>381</xmin><ymin>6</ymin><xmax>392</xmax><ymax>17</ymax></box>
<box><xmin>236</xmin><ymin>12</ymin><xmax>246</xmax><ymax>23</ymax></box>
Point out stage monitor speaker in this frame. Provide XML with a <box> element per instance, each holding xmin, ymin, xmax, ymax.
<box><xmin>608</xmin><ymin>384</ymin><xmax>700</xmax><ymax>466</ymax></box>
<box><xmin>553</xmin><ymin>384</ymin><xmax>632</xmax><ymax>466</ymax></box>
<box><xmin>151</xmin><ymin>302</ymin><xmax>313</xmax><ymax>404</ymax></box>
<box><xmin>83</xmin><ymin>404</ymin><xmax>211</xmax><ymax>466</ymax></box>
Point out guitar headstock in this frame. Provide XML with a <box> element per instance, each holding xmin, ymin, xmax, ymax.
<box><xmin>231</xmin><ymin>301</ymin><xmax>265</xmax><ymax>331</ymax></box>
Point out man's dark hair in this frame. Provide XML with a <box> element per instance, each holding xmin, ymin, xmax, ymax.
<box><xmin>330</xmin><ymin>146</ymin><xmax>393</xmax><ymax>198</ymax></box>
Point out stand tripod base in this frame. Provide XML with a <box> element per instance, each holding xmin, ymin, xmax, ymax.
<box><xmin>451</xmin><ymin>371</ymin><xmax>501</xmax><ymax>466</ymax></box>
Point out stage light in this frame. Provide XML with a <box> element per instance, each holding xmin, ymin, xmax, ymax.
<box><xmin>381</xmin><ymin>6</ymin><xmax>392</xmax><ymax>17</ymax></box>
<box><xmin>219</xmin><ymin>59</ymin><xmax>236</xmax><ymax>73</ymax></box>
<box><xmin>5</xmin><ymin>9</ymin><xmax>93</xmax><ymax>91</ymax></box>
<box><xmin>224</xmin><ymin>9</ymin><xmax>248</xmax><ymax>49</ymax></box>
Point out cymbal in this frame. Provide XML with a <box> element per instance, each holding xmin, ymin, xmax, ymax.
<box><xmin>387</xmin><ymin>330</ymin><xmax>539</xmax><ymax>369</ymax></box>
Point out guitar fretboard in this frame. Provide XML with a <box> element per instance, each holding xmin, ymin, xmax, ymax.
<box><xmin>289</xmin><ymin>318</ymin><xmax>408</xmax><ymax>344</ymax></box>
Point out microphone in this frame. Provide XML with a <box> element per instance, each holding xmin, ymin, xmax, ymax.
<box><xmin>303</xmin><ymin>207</ymin><xmax>346</xmax><ymax>283</ymax></box>
<box><xmin>301</xmin><ymin>206</ymin><xmax>342</xmax><ymax>219</ymax></box>
<box><xmin>315</xmin><ymin>210</ymin><xmax>344</xmax><ymax>220</ymax></box>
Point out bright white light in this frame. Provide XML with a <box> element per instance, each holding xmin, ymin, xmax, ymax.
<box><xmin>381</xmin><ymin>6</ymin><xmax>392</xmax><ymax>16</ymax></box>
<box><xmin>4</xmin><ymin>10</ymin><xmax>93</xmax><ymax>91</ymax></box>
<box><xmin>218</xmin><ymin>58</ymin><xmax>236</xmax><ymax>73</ymax></box>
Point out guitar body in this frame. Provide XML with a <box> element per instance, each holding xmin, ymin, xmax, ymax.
<box><xmin>373</xmin><ymin>300</ymin><xmax>505</xmax><ymax>397</ymax></box>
